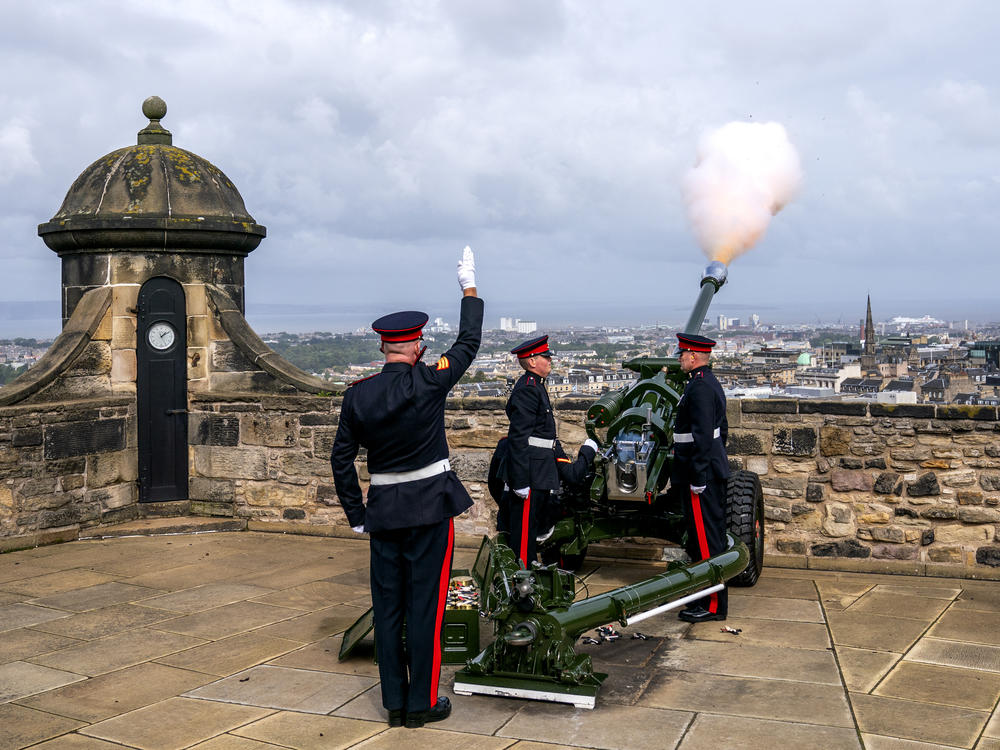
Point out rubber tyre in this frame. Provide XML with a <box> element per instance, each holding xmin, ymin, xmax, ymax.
<box><xmin>725</xmin><ymin>470</ymin><xmax>764</xmax><ymax>587</ymax></box>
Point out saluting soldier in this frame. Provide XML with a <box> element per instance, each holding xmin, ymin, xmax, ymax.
<box><xmin>502</xmin><ymin>335</ymin><xmax>559</xmax><ymax>566</ymax></box>
<box><xmin>671</xmin><ymin>332</ymin><xmax>731</xmax><ymax>623</ymax></box>
<box><xmin>331</xmin><ymin>247</ymin><xmax>482</xmax><ymax>728</ymax></box>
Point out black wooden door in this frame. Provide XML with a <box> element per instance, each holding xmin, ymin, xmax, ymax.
<box><xmin>137</xmin><ymin>277</ymin><xmax>188</xmax><ymax>502</ymax></box>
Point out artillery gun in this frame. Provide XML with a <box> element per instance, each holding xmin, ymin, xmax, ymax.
<box><xmin>538</xmin><ymin>261</ymin><xmax>764</xmax><ymax>582</ymax></box>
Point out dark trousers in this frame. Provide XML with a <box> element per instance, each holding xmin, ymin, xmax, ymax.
<box><xmin>501</xmin><ymin>488</ymin><xmax>549</xmax><ymax>567</ymax></box>
<box><xmin>369</xmin><ymin>517</ymin><xmax>454</xmax><ymax>713</ymax></box>
<box><xmin>683</xmin><ymin>478</ymin><xmax>728</xmax><ymax>616</ymax></box>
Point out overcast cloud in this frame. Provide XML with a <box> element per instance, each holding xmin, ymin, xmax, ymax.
<box><xmin>1</xmin><ymin>0</ymin><xmax>998</xmax><ymax>336</ymax></box>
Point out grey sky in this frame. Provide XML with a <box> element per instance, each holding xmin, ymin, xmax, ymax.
<box><xmin>1</xmin><ymin>0</ymin><xmax>998</xmax><ymax>336</ymax></box>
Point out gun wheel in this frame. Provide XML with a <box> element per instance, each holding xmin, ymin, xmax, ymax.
<box><xmin>725</xmin><ymin>470</ymin><xmax>765</xmax><ymax>587</ymax></box>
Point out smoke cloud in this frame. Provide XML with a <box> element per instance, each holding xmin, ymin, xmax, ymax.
<box><xmin>682</xmin><ymin>121</ymin><xmax>802</xmax><ymax>264</ymax></box>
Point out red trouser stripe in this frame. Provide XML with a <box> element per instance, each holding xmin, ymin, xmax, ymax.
<box><xmin>691</xmin><ymin>491</ymin><xmax>718</xmax><ymax>614</ymax></box>
<box><xmin>429</xmin><ymin>518</ymin><xmax>454</xmax><ymax>705</ymax></box>
<box><xmin>519</xmin><ymin>491</ymin><xmax>531</xmax><ymax>566</ymax></box>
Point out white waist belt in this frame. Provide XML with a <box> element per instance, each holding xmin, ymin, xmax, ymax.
<box><xmin>673</xmin><ymin>428</ymin><xmax>721</xmax><ymax>443</ymax></box>
<box><xmin>528</xmin><ymin>436</ymin><xmax>556</xmax><ymax>449</ymax></box>
<box><xmin>370</xmin><ymin>459</ymin><xmax>451</xmax><ymax>486</ymax></box>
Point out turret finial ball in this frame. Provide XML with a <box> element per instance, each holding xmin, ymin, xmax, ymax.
<box><xmin>142</xmin><ymin>96</ymin><xmax>167</xmax><ymax>121</ymax></box>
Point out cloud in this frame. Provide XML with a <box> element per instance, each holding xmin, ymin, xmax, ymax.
<box><xmin>0</xmin><ymin>120</ymin><xmax>39</xmax><ymax>183</ymax></box>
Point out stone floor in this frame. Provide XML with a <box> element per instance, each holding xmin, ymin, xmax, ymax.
<box><xmin>2</xmin><ymin>530</ymin><xmax>1000</xmax><ymax>749</ymax></box>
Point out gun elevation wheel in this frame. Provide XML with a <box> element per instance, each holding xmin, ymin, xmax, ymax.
<box><xmin>725</xmin><ymin>470</ymin><xmax>764</xmax><ymax>587</ymax></box>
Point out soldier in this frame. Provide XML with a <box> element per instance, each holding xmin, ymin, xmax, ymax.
<box><xmin>502</xmin><ymin>334</ymin><xmax>559</xmax><ymax>566</ymax></box>
<box><xmin>331</xmin><ymin>247</ymin><xmax>482</xmax><ymax>728</ymax></box>
<box><xmin>671</xmin><ymin>332</ymin><xmax>731</xmax><ymax>623</ymax></box>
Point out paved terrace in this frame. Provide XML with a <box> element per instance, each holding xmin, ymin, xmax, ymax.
<box><xmin>2</xmin><ymin>526</ymin><xmax>1000</xmax><ymax>750</ymax></box>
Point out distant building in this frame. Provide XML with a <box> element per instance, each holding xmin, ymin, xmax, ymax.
<box><xmin>516</xmin><ymin>320</ymin><xmax>537</xmax><ymax>334</ymax></box>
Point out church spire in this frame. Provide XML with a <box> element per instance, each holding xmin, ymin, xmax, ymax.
<box><xmin>864</xmin><ymin>295</ymin><xmax>875</xmax><ymax>355</ymax></box>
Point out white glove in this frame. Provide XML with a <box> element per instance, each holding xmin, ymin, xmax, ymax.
<box><xmin>457</xmin><ymin>245</ymin><xmax>476</xmax><ymax>290</ymax></box>
<box><xmin>352</xmin><ymin>525</ymin><xmax>366</xmax><ymax>534</ymax></box>
<box><xmin>583</xmin><ymin>439</ymin><xmax>598</xmax><ymax>452</ymax></box>
<box><xmin>690</xmin><ymin>484</ymin><xmax>706</xmax><ymax>495</ymax></box>
<box><xmin>514</xmin><ymin>487</ymin><xmax>530</xmax><ymax>499</ymax></box>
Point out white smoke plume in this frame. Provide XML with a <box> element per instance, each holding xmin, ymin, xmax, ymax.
<box><xmin>682</xmin><ymin>121</ymin><xmax>802</xmax><ymax>265</ymax></box>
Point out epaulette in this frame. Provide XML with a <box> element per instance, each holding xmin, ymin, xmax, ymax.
<box><xmin>526</xmin><ymin>375</ymin><xmax>537</xmax><ymax>386</ymax></box>
<box><xmin>347</xmin><ymin>373</ymin><xmax>379</xmax><ymax>388</ymax></box>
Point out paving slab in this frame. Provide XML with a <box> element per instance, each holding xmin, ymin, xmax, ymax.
<box><xmin>929</xmin><ymin>609</ymin><xmax>1000</xmax><ymax>646</ymax></box>
<box><xmin>639</xmin><ymin>669</ymin><xmax>854</xmax><ymax>727</ymax></box>
<box><xmin>231</xmin><ymin>710</ymin><xmax>386</xmax><ymax>748</ymax></box>
<box><xmin>907</xmin><ymin>637</ymin><xmax>1000</xmax><ymax>674</ymax></box>
<box><xmin>871</xmin><ymin>583</ymin><xmax>961</xmax><ymax>600</ymax></box>
<box><xmin>253</xmin><ymin>604</ymin><xmax>367</xmax><ymax>643</ymax></box>
<box><xmin>142</xmin><ymin>583</ymin><xmax>277</xmax><ymax>613</ymax></box>
<box><xmin>0</xmin><ymin>661</ymin><xmax>85</xmax><ymax>702</ymax></box>
<box><xmin>861</xmin><ymin>734</ymin><xmax>968</xmax><ymax>749</ymax></box>
<box><xmin>678</xmin><ymin>713</ymin><xmax>861</xmax><ymax>750</ymax></box>
<box><xmin>16</xmin><ymin>661</ymin><xmax>213</xmax><ymax>722</ymax></box>
<box><xmin>237</xmin><ymin>561</ymin><xmax>367</xmax><ymax>590</ymax></box>
<box><xmin>157</xmin><ymin>631</ymin><xmax>303</xmax><ymax>677</ymax></box>
<box><xmin>951</xmin><ymin>584</ymin><xmax>1000</xmax><ymax>613</ymax></box>
<box><xmin>0</xmin><ymin>569</ymin><xmax>119</xmax><ymax>598</ymax></box>
<box><xmin>80</xmin><ymin>696</ymin><xmax>273</xmax><ymax>750</ymax></box>
<box><xmin>249</xmin><ymin>581</ymin><xmax>367</xmax><ymax>611</ymax></box>
<box><xmin>835</xmin><ymin>646</ymin><xmax>901</xmax><ymax>693</ymax></box>
<box><xmin>659</xmin><ymin>638</ymin><xmax>841</xmax><ymax>685</ymax></box>
<box><xmin>26</xmin><ymin>735</ymin><xmax>131</xmax><ymax>750</ymax></box>
<box><xmin>497</xmin><ymin>701</ymin><xmax>692</xmax><ymax>750</ymax></box>
<box><xmin>0</xmin><ymin>590</ymin><xmax>24</xmax><ymax>604</ymax></box>
<box><xmin>0</xmin><ymin>703</ymin><xmax>85</xmax><ymax>750</ymax></box>
<box><xmin>724</xmin><ymin>594</ymin><xmax>825</xmax><ymax>622</ymax></box>
<box><xmin>151</xmin><ymin>601</ymin><xmax>302</xmax><ymax>640</ymax></box>
<box><xmin>845</xmin><ymin>591</ymin><xmax>952</xmax><ymax>621</ymax></box>
<box><xmin>267</xmin><ymin>634</ymin><xmax>381</xmax><ymax>678</ymax></box>
<box><xmin>0</xmin><ymin>560</ymin><xmax>68</xmax><ymax>585</ymax></box>
<box><xmin>184</xmin><ymin>665</ymin><xmax>377</xmax><ymax>714</ymax></box>
<box><xmin>29</xmin><ymin>582</ymin><xmax>163</xmax><ymax>612</ymax></box>
<box><xmin>28</xmin><ymin>627</ymin><xmax>206</xmax><ymax>676</ymax></box>
<box><xmin>826</xmin><ymin>611</ymin><xmax>930</xmax><ymax>652</ymax></box>
<box><xmin>0</xmin><ymin>628</ymin><xmax>81</xmax><ymax>664</ymax></box>
<box><xmin>126</xmin><ymin>562</ymin><xmax>272</xmax><ymax>592</ymax></box>
<box><xmin>686</xmin><ymin>616</ymin><xmax>831</xmax><ymax>650</ymax></box>
<box><xmin>349</xmin><ymin>727</ymin><xmax>513</xmax><ymax>750</ymax></box>
<box><xmin>0</xmin><ymin>602</ymin><xmax>71</xmax><ymax>632</ymax></box>
<box><xmin>31</xmin><ymin>603</ymin><xmax>177</xmax><ymax>639</ymax></box>
<box><xmin>729</xmin><ymin>575</ymin><xmax>818</xmax><ymax>600</ymax></box>
<box><xmin>850</xmin><ymin>692</ymin><xmax>990</xmax><ymax>748</ymax></box>
<box><xmin>188</xmin><ymin>735</ymin><xmax>288</xmax><ymax>750</ymax></box>
<box><xmin>874</xmin><ymin>661</ymin><xmax>1000</xmax><ymax>711</ymax></box>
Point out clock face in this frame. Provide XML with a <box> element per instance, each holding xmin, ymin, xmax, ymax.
<box><xmin>147</xmin><ymin>322</ymin><xmax>176</xmax><ymax>350</ymax></box>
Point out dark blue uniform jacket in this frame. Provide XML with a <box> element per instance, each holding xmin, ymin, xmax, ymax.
<box><xmin>503</xmin><ymin>372</ymin><xmax>559</xmax><ymax>491</ymax></box>
<box><xmin>331</xmin><ymin>296</ymin><xmax>484</xmax><ymax>532</ymax></box>
<box><xmin>670</xmin><ymin>364</ymin><xmax>730</xmax><ymax>488</ymax></box>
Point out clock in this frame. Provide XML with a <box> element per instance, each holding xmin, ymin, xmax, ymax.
<box><xmin>147</xmin><ymin>322</ymin><xmax>176</xmax><ymax>350</ymax></box>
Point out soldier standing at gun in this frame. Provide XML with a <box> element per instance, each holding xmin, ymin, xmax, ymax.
<box><xmin>672</xmin><ymin>332</ymin><xmax>731</xmax><ymax>623</ymax></box>
<box><xmin>502</xmin><ymin>335</ymin><xmax>558</xmax><ymax>567</ymax></box>
<box><xmin>330</xmin><ymin>247</ymin><xmax>482</xmax><ymax>728</ymax></box>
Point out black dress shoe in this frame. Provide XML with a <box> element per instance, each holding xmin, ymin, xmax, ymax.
<box><xmin>405</xmin><ymin>697</ymin><xmax>451</xmax><ymax>728</ymax></box>
<box><xmin>387</xmin><ymin>709</ymin><xmax>405</xmax><ymax>727</ymax></box>
<box><xmin>678</xmin><ymin>606</ymin><xmax>726</xmax><ymax>623</ymax></box>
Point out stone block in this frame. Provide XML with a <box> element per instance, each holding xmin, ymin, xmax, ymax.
<box><xmin>870</xmin><ymin>403</ymin><xmax>935</xmax><ymax>418</ymax></box>
<box><xmin>188</xmin><ymin>477</ymin><xmax>235</xmax><ymax>502</ymax></box>
<box><xmin>958</xmin><ymin>507</ymin><xmax>1000</xmax><ymax>524</ymax></box>
<box><xmin>941</xmin><ymin>469</ymin><xmax>976</xmax><ymax>487</ymax></box>
<box><xmin>864</xmin><ymin>457</ymin><xmax>887</xmax><ymax>469</ymax></box>
<box><xmin>279</xmin><ymin>453</ymin><xmax>329</xmax><ymax>476</ymax></box>
<box><xmin>243</xmin><ymin>481</ymin><xmax>311</xmax><ymax>507</ymax></box>
<box><xmin>18</xmin><ymin>477</ymin><xmax>59</xmax><ymax>497</ymax></box>
<box><xmin>934</xmin><ymin>523</ymin><xmax>994</xmax><ymax>545</ymax></box>
<box><xmin>87</xmin><ymin>450</ymin><xmax>138</xmax><ymax>488</ymax></box>
<box><xmin>187</xmin><ymin>346</ymin><xmax>207</xmax><ymax>380</ymax></box>
<box><xmin>920</xmin><ymin>459</ymin><xmax>954</xmax><ymax>469</ymax></box>
<box><xmin>44</xmin><ymin>418</ymin><xmax>125</xmax><ymax>460</ymax></box>
<box><xmin>873</xmin><ymin>471</ymin><xmax>901</xmax><ymax>495</ymax></box>
<box><xmin>73</xmin><ymin>341</ymin><xmax>113</xmax><ymax>375</ymax></box>
<box><xmin>811</xmin><ymin>539</ymin><xmax>870</xmax><ymax>558</ymax></box>
<box><xmin>937</xmin><ymin>405</ymin><xmax>998</xmax><ymax>421</ymax></box>
<box><xmin>61</xmin><ymin>474</ymin><xmax>85</xmax><ymax>491</ymax></box>
<box><xmin>11</xmin><ymin>427</ymin><xmax>43</xmax><ymax>447</ymax></box>
<box><xmin>448</xmin><ymin>428</ymin><xmax>505</xmax><ymax>449</ymax></box>
<box><xmin>193</xmin><ymin>446</ymin><xmax>268</xmax><ymax>479</ymax></box>
<box><xmin>316</xmin><ymin>484</ymin><xmax>337</xmax><ymax>506</ymax></box>
<box><xmin>746</xmin><ymin>457</ymin><xmax>769</xmax><ymax>475</ymax></box>
<box><xmin>895</xmin><ymin>507</ymin><xmax>918</xmax><ymax>518</ymax></box>
<box><xmin>820</xmin><ymin>426</ymin><xmax>851</xmax><ymax>457</ymax></box>
<box><xmin>111</xmin><ymin>314</ymin><xmax>137</xmax><ymax>348</ymax></box>
<box><xmin>976</xmin><ymin>546</ymin><xmax>1000</xmax><ymax>567</ymax></box>
<box><xmin>211</xmin><ymin>340</ymin><xmax>253</xmax><ymax>371</ymax></box>
<box><xmin>39</xmin><ymin>502</ymin><xmax>100</xmax><ymax>528</ymax></box>
<box><xmin>831</xmin><ymin>469</ymin><xmax>874</xmax><ymax>492</ymax></box>
<box><xmin>449</xmin><ymin>451</ymin><xmax>490</xmax><ymax>483</ymax></box>
<box><xmin>86</xmin><ymin>483</ymin><xmax>136</xmax><ymax>510</ymax></box>
<box><xmin>313</xmin><ymin>428</ymin><xmax>335</xmax><ymax>456</ymax></box>
<box><xmin>860</xmin><ymin>525</ymin><xmax>905</xmax><ymax>543</ymax></box>
<box><xmin>871</xmin><ymin>543</ymin><xmax>919</xmax><ymax>560</ymax></box>
<box><xmin>764</xmin><ymin>505</ymin><xmax>792</xmax><ymax>522</ymax></box>
<box><xmin>775</xmin><ymin>538</ymin><xmax>806</xmax><ymax>554</ymax></box>
<box><xmin>742</xmin><ymin>399</ymin><xmax>797</xmax><ymax>414</ymax></box>
<box><xmin>840</xmin><ymin>457</ymin><xmax>863</xmax><ymax>469</ymax></box>
<box><xmin>799</xmin><ymin>401</ymin><xmax>867</xmax><ymax>416</ymax></box>
<box><xmin>907</xmin><ymin>472</ymin><xmax>941</xmax><ymax>497</ymax></box>
<box><xmin>299</xmin><ymin>413</ymin><xmax>337</xmax><ymax>426</ymax></box>
<box><xmin>727</xmin><ymin>431</ymin><xmax>766</xmax><ymax>455</ymax></box>
<box><xmin>210</xmin><ymin>371</ymin><xmax>280</xmax><ymax>392</ymax></box>
<box><xmin>111</xmin><ymin>350</ymin><xmax>137</xmax><ymax>383</ymax></box>
<box><xmin>760</xmin><ymin>475</ymin><xmax>807</xmax><ymax>492</ymax></box>
<box><xmin>773</xmin><ymin>426</ymin><xmax>817</xmax><ymax>457</ymax></box>
<box><xmin>891</xmin><ymin>446</ymin><xmax>932</xmax><ymax>462</ymax></box>
<box><xmin>981</xmin><ymin>474</ymin><xmax>1000</xmax><ymax>491</ymax></box>
<box><xmin>822</xmin><ymin>502</ymin><xmax>855</xmax><ymax>537</ymax></box>
<box><xmin>190</xmin><ymin>414</ymin><xmax>240</xmax><ymax>446</ymax></box>
<box><xmin>242</xmin><ymin>415</ymin><xmax>297</xmax><ymax>447</ymax></box>
<box><xmin>958</xmin><ymin>491</ymin><xmax>983</xmax><ymax>505</ymax></box>
<box><xmin>806</xmin><ymin>483</ymin><xmax>824</xmax><ymax>502</ymax></box>
<box><xmin>919</xmin><ymin>505</ymin><xmax>957</xmax><ymax>520</ymax></box>
<box><xmin>927</xmin><ymin>545</ymin><xmax>963</xmax><ymax>563</ymax></box>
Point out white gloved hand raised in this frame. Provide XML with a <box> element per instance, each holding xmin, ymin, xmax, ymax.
<box><xmin>690</xmin><ymin>484</ymin><xmax>706</xmax><ymax>495</ymax></box>
<box><xmin>514</xmin><ymin>487</ymin><xmax>530</xmax><ymax>499</ymax></box>
<box><xmin>583</xmin><ymin>439</ymin><xmax>598</xmax><ymax>453</ymax></box>
<box><xmin>352</xmin><ymin>525</ymin><xmax>366</xmax><ymax>534</ymax></box>
<box><xmin>457</xmin><ymin>245</ymin><xmax>476</xmax><ymax>290</ymax></box>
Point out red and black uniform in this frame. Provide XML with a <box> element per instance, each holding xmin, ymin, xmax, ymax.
<box><xmin>331</xmin><ymin>296</ymin><xmax>483</xmax><ymax>718</ymax></box>
<box><xmin>502</xmin><ymin>370</ymin><xmax>559</xmax><ymax>566</ymax></box>
<box><xmin>671</xmin><ymin>362</ymin><xmax>730</xmax><ymax>617</ymax></box>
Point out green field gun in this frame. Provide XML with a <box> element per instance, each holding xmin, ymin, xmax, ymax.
<box><xmin>453</xmin><ymin>531</ymin><xmax>750</xmax><ymax>708</ymax></box>
<box><xmin>538</xmin><ymin>261</ymin><xmax>765</xmax><ymax>577</ymax></box>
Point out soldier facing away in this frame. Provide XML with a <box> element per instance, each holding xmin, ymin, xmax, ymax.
<box><xmin>330</xmin><ymin>247</ymin><xmax>482</xmax><ymax>728</ymax></box>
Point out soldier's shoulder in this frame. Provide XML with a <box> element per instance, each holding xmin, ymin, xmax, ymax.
<box><xmin>346</xmin><ymin>373</ymin><xmax>379</xmax><ymax>389</ymax></box>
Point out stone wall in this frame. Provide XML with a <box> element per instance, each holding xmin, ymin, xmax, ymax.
<box><xmin>0</xmin><ymin>396</ymin><xmax>137</xmax><ymax>550</ymax></box>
